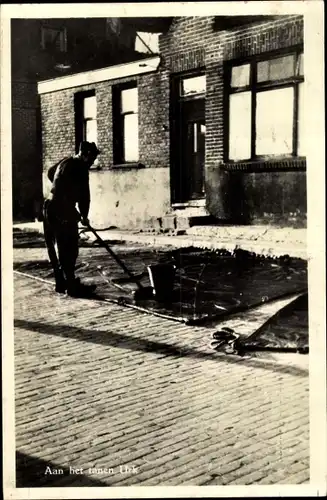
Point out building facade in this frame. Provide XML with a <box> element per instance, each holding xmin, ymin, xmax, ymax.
<box><xmin>11</xmin><ymin>17</ymin><xmax>150</xmax><ymax>220</ymax></box>
<box><xmin>38</xmin><ymin>15</ymin><xmax>306</xmax><ymax>230</ymax></box>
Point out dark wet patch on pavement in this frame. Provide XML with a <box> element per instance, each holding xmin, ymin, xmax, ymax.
<box><xmin>14</xmin><ymin>238</ymin><xmax>308</xmax><ymax>341</ymax></box>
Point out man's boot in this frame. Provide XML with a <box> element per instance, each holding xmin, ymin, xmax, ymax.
<box><xmin>66</xmin><ymin>277</ymin><xmax>97</xmax><ymax>298</ymax></box>
<box><xmin>54</xmin><ymin>268</ymin><xmax>67</xmax><ymax>294</ymax></box>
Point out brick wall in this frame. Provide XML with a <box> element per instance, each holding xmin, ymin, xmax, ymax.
<box><xmin>40</xmin><ymin>15</ymin><xmax>305</xmax><ymax>228</ymax></box>
<box><xmin>223</xmin><ymin>16</ymin><xmax>303</xmax><ymax>59</ymax></box>
<box><xmin>40</xmin><ymin>71</ymin><xmax>168</xmax><ymax>172</ymax></box>
<box><xmin>138</xmin><ymin>73</ymin><xmax>168</xmax><ymax>168</ymax></box>
<box><xmin>40</xmin><ymin>69</ymin><xmax>171</xmax><ymax>228</ymax></box>
<box><xmin>11</xmin><ymin>18</ymin><xmax>140</xmax><ymax>221</ymax></box>
<box><xmin>158</xmin><ymin>15</ymin><xmax>305</xmax><ymax>225</ymax></box>
<box><xmin>41</xmin><ymin>83</ymin><xmax>107</xmax><ymax>169</ymax></box>
<box><xmin>159</xmin><ymin>15</ymin><xmax>303</xmax><ymax>162</ymax></box>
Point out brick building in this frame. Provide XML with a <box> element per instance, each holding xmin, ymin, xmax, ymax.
<box><xmin>11</xmin><ymin>17</ymin><xmax>153</xmax><ymax>220</ymax></box>
<box><xmin>38</xmin><ymin>15</ymin><xmax>306</xmax><ymax>230</ymax></box>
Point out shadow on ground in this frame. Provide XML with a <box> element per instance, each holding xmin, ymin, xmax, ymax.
<box><xmin>14</xmin><ymin>318</ymin><xmax>308</xmax><ymax>377</ymax></box>
<box><xmin>16</xmin><ymin>451</ymin><xmax>107</xmax><ymax>487</ymax></box>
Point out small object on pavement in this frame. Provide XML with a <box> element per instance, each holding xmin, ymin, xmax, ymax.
<box><xmin>212</xmin><ymin>328</ymin><xmax>238</xmax><ymax>342</ymax></box>
<box><xmin>211</xmin><ymin>328</ymin><xmax>240</xmax><ymax>353</ymax></box>
<box><xmin>83</xmin><ymin>220</ymin><xmax>158</xmax><ymax>301</ymax></box>
<box><xmin>147</xmin><ymin>263</ymin><xmax>177</xmax><ymax>302</ymax></box>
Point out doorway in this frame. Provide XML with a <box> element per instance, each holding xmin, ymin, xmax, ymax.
<box><xmin>170</xmin><ymin>73</ymin><xmax>206</xmax><ymax>204</ymax></box>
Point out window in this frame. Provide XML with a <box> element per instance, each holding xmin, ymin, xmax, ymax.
<box><xmin>41</xmin><ymin>26</ymin><xmax>67</xmax><ymax>52</ymax></box>
<box><xmin>135</xmin><ymin>32</ymin><xmax>160</xmax><ymax>54</ymax></box>
<box><xmin>113</xmin><ymin>84</ymin><xmax>139</xmax><ymax>163</ymax></box>
<box><xmin>180</xmin><ymin>75</ymin><xmax>206</xmax><ymax>98</ymax></box>
<box><xmin>83</xmin><ymin>95</ymin><xmax>97</xmax><ymax>144</ymax></box>
<box><xmin>227</xmin><ymin>50</ymin><xmax>304</xmax><ymax>162</ymax></box>
<box><xmin>75</xmin><ymin>91</ymin><xmax>98</xmax><ymax>164</ymax></box>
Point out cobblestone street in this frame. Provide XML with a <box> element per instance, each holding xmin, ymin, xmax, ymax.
<box><xmin>13</xmin><ymin>243</ymin><xmax>310</xmax><ymax>488</ymax></box>
<box><xmin>4</xmin><ymin>2</ymin><xmax>326</xmax><ymax>495</ymax></box>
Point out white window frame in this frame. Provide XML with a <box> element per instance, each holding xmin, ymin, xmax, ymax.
<box><xmin>115</xmin><ymin>84</ymin><xmax>139</xmax><ymax>163</ymax></box>
<box><xmin>227</xmin><ymin>49</ymin><xmax>304</xmax><ymax>162</ymax></box>
<box><xmin>75</xmin><ymin>91</ymin><xmax>99</xmax><ymax>165</ymax></box>
<box><xmin>82</xmin><ymin>94</ymin><xmax>97</xmax><ymax>144</ymax></box>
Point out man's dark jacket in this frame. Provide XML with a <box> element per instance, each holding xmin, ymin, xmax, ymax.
<box><xmin>46</xmin><ymin>156</ymin><xmax>90</xmax><ymax>222</ymax></box>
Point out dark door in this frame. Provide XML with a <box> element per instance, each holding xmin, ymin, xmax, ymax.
<box><xmin>171</xmin><ymin>74</ymin><xmax>206</xmax><ymax>204</ymax></box>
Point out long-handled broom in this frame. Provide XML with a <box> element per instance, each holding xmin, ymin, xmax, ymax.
<box><xmin>82</xmin><ymin>220</ymin><xmax>154</xmax><ymax>300</ymax></box>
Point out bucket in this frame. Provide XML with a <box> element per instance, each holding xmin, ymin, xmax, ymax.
<box><xmin>147</xmin><ymin>263</ymin><xmax>176</xmax><ymax>301</ymax></box>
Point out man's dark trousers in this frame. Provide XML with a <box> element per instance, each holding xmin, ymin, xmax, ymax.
<box><xmin>43</xmin><ymin>199</ymin><xmax>79</xmax><ymax>291</ymax></box>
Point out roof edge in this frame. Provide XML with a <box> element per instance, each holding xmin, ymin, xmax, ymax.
<box><xmin>37</xmin><ymin>56</ymin><xmax>160</xmax><ymax>94</ymax></box>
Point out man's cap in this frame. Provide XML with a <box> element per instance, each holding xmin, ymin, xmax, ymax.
<box><xmin>80</xmin><ymin>141</ymin><xmax>101</xmax><ymax>156</ymax></box>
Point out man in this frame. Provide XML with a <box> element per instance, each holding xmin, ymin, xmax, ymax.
<box><xmin>43</xmin><ymin>141</ymin><xmax>100</xmax><ymax>297</ymax></box>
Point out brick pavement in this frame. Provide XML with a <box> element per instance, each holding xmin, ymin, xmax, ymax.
<box><xmin>13</xmin><ymin>245</ymin><xmax>309</xmax><ymax>487</ymax></box>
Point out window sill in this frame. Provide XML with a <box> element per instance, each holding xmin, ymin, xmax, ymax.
<box><xmin>111</xmin><ymin>162</ymin><xmax>145</xmax><ymax>169</ymax></box>
<box><xmin>221</xmin><ymin>157</ymin><xmax>306</xmax><ymax>172</ymax></box>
